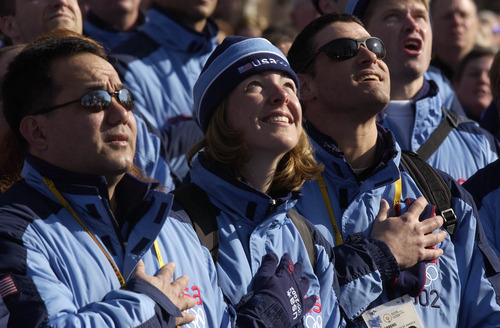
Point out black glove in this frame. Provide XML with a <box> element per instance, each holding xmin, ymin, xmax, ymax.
<box><xmin>252</xmin><ymin>252</ymin><xmax>317</xmax><ymax>326</ymax></box>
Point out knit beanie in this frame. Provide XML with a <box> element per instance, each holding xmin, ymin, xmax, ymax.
<box><xmin>193</xmin><ymin>36</ymin><xmax>299</xmax><ymax>133</ymax></box>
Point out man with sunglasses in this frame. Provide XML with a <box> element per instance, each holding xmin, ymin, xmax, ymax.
<box><xmin>288</xmin><ymin>12</ymin><xmax>500</xmax><ymax>327</ymax></box>
<box><xmin>345</xmin><ymin>0</ymin><xmax>499</xmax><ymax>183</ymax></box>
<box><xmin>0</xmin><ymin>31</ymin><xmax>318</xmax><ymax>327</ymax></box>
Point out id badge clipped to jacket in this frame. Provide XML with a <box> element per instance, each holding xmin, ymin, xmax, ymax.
<box><xmin>361</xmin><ymin>295</ymin><xmax>425</xmax><ymax>328</ymax></box>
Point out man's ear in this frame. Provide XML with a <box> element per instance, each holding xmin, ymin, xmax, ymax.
<box><xmin>298</xmin><ymin>73</ymin><xmax>316</xmax><ymax>102</ymax></box>
<box><xmin>19</xmin><ymin>116</ymin><xmax>48</xmax><ymax>151</ymax></box>
<box><xmin>0</xmin><ymin>16</ymin><xmax>21</xmax><ymax>44</ymax></box>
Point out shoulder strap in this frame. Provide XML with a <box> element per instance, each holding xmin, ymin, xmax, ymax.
<box><xmin>400</xmin><ymin>150</ymin><xmax>457</xmax><ymax>239</ymax></box>
<box><xmin>416</xmin><ymin>106</ymin><xmax>459</xmax><ymax>161</ymax></box>
<box><xmin>171</xmin><ymin>183</ymin><xmax>221</xmax><ymax>263</ymax></box>
<box><xmin>288</xmin><ymin>209</ymin><xmax>316</xmax><ymax>270</ymax></box>
<box><xmin>172</xmin><ymin>184</ymin><xmax>318</xmax><ymax>271</ymax></box>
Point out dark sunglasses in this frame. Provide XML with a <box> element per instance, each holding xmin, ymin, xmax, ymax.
<box><xmin>300</xmin><ymin>37</ymin><xmax>386</xmax><ymax>72</ymax></box>
<box><xmin>33</xmin><ymin>88</ymin><xmax>134</xmax><ymax>115</ymax></box>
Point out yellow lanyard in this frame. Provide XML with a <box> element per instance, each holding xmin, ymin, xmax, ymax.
<box><xmin>316</xmin><ymin>173</ymin><xmax>402</xmax><ymax>245</ymax></box>
<box><xmin>43</xmin><ymin>177</ymin><xmax>127</xmax><ymax>288</ymax></box>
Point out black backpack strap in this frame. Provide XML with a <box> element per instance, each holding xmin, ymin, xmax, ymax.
<box><xmin>400</xmin><ymin>151</ymin><xmax>458</xmax><ymax>239</ymax></box>
<box><xmin>288</xmin><ymin>209</ymin><xmax>316</xmax><ymax>270</ymax></box>
<box><xmin>171</xmin><ymin>183</ymin><xmax>221</xmax><ymax>263</ymax></box>
<box><xmin>416</xmin><ymin>106</ymin><xmax>459</xmax><ymax>161</ymax></box>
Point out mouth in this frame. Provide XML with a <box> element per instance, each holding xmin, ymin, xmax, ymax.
<box><xmin>106</xmin><ymin>134</ymin><xmax>129</xmax><ymax>145</ymax></box>
<box><xmin>261</xmin><ymin>112</ymin><xmax>294</xmax><ymax>124</ymax></box>
<box><xmin>355</xmin><ymin>71</ymin><xmax>382</xmax><ymax>82</ymax></box>
<box><xmin>403</xmin><ymin>37</ymin><xmax>423</xmax><ymax>54</ymax></box>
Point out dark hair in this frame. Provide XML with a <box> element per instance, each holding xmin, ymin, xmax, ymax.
<box><xmin>262</xmin><ymin>24</ymin><xmax>298</xmax><ymax>49</ymax></box>
<box><xmin>455</xmin><ymin>46</ymin><xmax>497</xmax><ymax>83</ymax></box>
<box><xmin>2</xmin><ymin>29</ymin><xmax>107</xmax><ymax>150</ymax></box>
<box><xmin>0</xmin><ymin>0</ymin><xmax>15</xmax><ymax>16</ymax></box>
<box><xmin>287</xmin><ymin>13</ymin><xmax>364</xmax><ymax>74</ymax></box>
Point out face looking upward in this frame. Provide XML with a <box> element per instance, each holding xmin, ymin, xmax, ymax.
<box><xmin>363</xmin><ymin>0</ymin><xmax>432</xmax><ymax>85</ymax></box>
<box><xmin>1</xmin><ymin>0</ymin><xmax>83</xmax><ymax>44</ymax></box>
<box><xmin>225</xmin><ymin>71</ymin><xmax>302</xmax><ymax>159</ymax></box>
<box><xmin>303</xmin><ymin>21</ymin><xmax>390</xmax><ymax>121</ymax></box>
<box><xmin>23</xmin><ymin>53</ymin><xmax>137</xmax><ymax>179</ymax></box>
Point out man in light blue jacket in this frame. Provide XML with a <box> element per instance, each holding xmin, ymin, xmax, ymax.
<box><xmin>111</xmin><ymin>0</ymin><xmax>218</xmax><ymax>181</ymax></box>
<box><xmin>288</xmin><ymin>12</ymin><xmax>500</xmax><ymax>327</ymax></box>
<box><xmin>345</xmin><ymin>0</ymin><xmax>499</xmax><ymax>183</ymax></box>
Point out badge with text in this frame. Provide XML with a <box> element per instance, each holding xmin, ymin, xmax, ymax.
<box><xmin>362</xmin><ymin>295</ymin><xmax>425</xmax><ymax>328</ymax></box>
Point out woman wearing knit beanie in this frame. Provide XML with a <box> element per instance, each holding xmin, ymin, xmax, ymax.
<box><xmin>187</xmin><ymin>35</ymin><xmax>340</xmax><ymax>326</ymax></box>
<box><xmin>163</xmin><ymin>35</ymin><xmax>406</xmax><ymax>327</ymax></box>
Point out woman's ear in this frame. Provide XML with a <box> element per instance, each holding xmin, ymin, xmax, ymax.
<box><xmin>19</xmin><ymin>116</ymin><xmax>48</xmax><ymax>151</ymax></box>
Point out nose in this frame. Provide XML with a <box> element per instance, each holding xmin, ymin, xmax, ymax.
<box><xmin>403</xmin><ymin>14</ymin><xmax>420</xmax><ymax>33</ymax></box>
<box><xmin>106</xmin><ymin>98</ymin><xmax>131</xmax><ymax>126</ymax></box>
<box><xmin>269</xmin><ymin>84</ymin><xmax>290</xmax><ymax>105</ymax></box>
<box><xmin>357</xmin><ymin>44</ymin><xmax>378</xmax><ymax>64</ymax></box>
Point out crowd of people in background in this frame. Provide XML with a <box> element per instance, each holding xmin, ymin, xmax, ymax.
<box><xmin>1</xmin><ymin>0</ymin><xmax>500</xmax><ymax>327</ymax></box>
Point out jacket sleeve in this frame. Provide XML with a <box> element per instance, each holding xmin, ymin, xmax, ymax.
<box><xmin>0</xmin><ymin>210</ymin><xmax>179</xmax><ymax>328</ymax></box>
<box><xmin>446</xmin><ymin>177</ymin><xmax>500</xmax><ymax>326</ymax></box>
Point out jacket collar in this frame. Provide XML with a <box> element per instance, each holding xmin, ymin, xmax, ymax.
<box><xmin>304</xmin><ymin>121</ymin><xmax>398</xmax><ymax>182</ymax></box>
<box><xmin>189</xmin><ymin>152</ymin><xmax>299</xmax><ymax>222</ymax></box>
<box><xmin>24</xmin><ymin>154</ymin><xmax>156</xmax><ymax>225</ymax></box>
<box><xmin>143</xmin><ymin>5</ymin><xmax>219</xmax><ymax>53</ymax></box>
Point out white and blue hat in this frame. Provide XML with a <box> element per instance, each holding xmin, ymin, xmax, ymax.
<box><xmin>193</xmin><ymin>36</ymin><xmax>299</xmax><ymax>133</ymax></box>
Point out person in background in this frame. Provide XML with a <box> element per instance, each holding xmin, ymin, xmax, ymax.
<box><xmin>111</xmin><ymin>0</ymin><xmax>219</xmax><ymax>183</ymax></box>
<box><xmin>290</xmin><ymin>0</ymin><xmax>320</xmax><ymax>31</ymax></box>
<box><xmin>0</xmin><ymin>31</ymin><xmax>314</xmax><ymax>328</ymax></box>
<box><xmin>261</xmin><ymin>24</ymin><xmax>298</xmax><ymax>56</ymax></box>
<box><xmin>429</xmin><ymin>0</ymin><xmax>479</xmax><ymax>82</ymax></box>
<box><xmin>311</xmin><ymin>0</ymin><xmax>350</xmax><ymax>14</ymax></box>
<box><xmin>0</xmin><ymin>0</ymin><xmax>176</xmax><ymax>191</ymax></box>
<box><xmin>82</xmin><ymin>0</ymin><xmax>145</xmax><ymax>50</ymax></box>
<box><xmin>480</xmin><ymin>49</ymin><xmax>500</xmax><ymax>139</ymax></box>
<box><xmin>0</xmin><ymin>44</ymin><xmax>23</xmax><ymax>135</ymax></box>
<box><xmin>453</xmin><ymin>46</ymin><xmax>496</xmax><ymax>122</ymax></box>
<box><xmin>288</xmin><ymin>12</ymin><xmax>500</xmax><ymax>327</ymax></box>
<box><xmin>0</xmin><ymin>0</ymin><xmax>83</xmax><ymax>45</ymax></box>
<box><xmin>345</xmin><ymin>0</ymin><xmax>499</xmax><ymax>183</ymax></box>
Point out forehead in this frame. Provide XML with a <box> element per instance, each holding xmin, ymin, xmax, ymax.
<box><xmin>315</xmin><ymin>21</ymin><xmax>369</xmax><ymax>47</ymax></box>
<box><xmin>50</xmin><ymin>53</ymin><xmax>121</xmax><ymax>88</ymax></box>
<box><xmin>370</xmin><ymin>0</ymin><xmax>428</xmax><ymax>12</ymax></box>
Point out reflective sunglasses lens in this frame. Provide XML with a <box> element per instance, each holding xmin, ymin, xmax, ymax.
<box><xmin>81</xmin><ymin>90</ymin><xmax>111</xmax><ymax>112</ymax></box>
<box><xmin>118</xmin><ymin>89</ymin><xmax>134</xmax><ymax>111</ymax></box>
<box><xmin>367</xmin><ymin>38</ymin><xmax>385</xmax><ymax>59</ymax></box>
<box><xmin>325</xmin><ymin>39</ymin><xmax>358</xmax><ymax>61</ymax></box>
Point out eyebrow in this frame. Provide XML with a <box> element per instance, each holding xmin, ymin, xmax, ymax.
<box><xmin>83</xmin><ymin>83</ymin><xmax>126</xmax><ymax>92</ymax></box>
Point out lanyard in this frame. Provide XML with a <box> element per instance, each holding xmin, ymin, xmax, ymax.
<box><xmin>316</xmin><ymin>173</ymin><xmax>402</xmax><ymax>245</ymax></box>
<box><xmin>43</xmin><ymin>177</ymin><xmax>127</xmax><ymax>288</ymax></box>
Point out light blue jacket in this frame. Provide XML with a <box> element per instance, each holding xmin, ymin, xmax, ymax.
<box><xmin>296</xmin><ymin>124</ymin><xmax>500</xmax><ymax>327</ymax></box>
<box><xmin>380</xmin><ymin>80</ymin><xmax>498</xmax><ymax>182</ymax></box>
<box><xmin>464</xmin><ymin>159</ymin><xmax>500</xmax><ymax>258</ymax></box>
<box><xmin>0</xmin><ymin>155</ymin><xmax>231</xmax><ymax>327</ymax></box>
<box><xmin>112</xmin><ymin>5</ymin><xmax>219</xmax><ymax>179</ymax></box>
<box><xmin>186</xmin><ymin>153</ymin><xmax>406</xmax><ymax>327</ymax></box>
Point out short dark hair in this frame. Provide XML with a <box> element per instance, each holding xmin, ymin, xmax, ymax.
<box><xmin>287</xmin><ymin>13</ymin><xmax>364</xmax><ymax>74</ymax></box>
<box><xmin>455</xmin><ymin>46</ymin><xmax>497</xmax><ymax>83</ymax></box>
<box><xmin>2</xmin><ymin>30</ymin><xmax>107</xmax><ymax>149</ymax></box>
<box><xmin>0</xmin><ymin>0</ymin><xmax>16</xmax><ymax>16</ymax></box>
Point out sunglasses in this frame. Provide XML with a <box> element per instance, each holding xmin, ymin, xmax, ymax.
<box><xmin>33</xmin><ymin>88</ymin><xmax>134</xmax><ymax>115</ymax></box>
<box><xmin>300</xmin><ymin>37</ymin><xmax>386</xmax><ymax>72</ymax></box>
